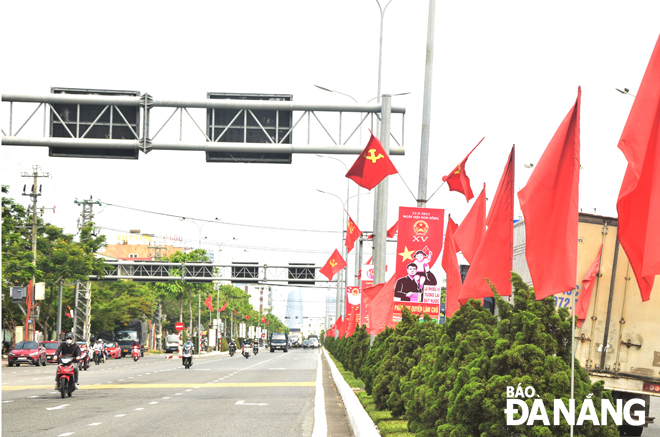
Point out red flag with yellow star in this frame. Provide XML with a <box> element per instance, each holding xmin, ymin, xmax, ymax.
<box><xmin>345</xmin><ymin>215</ymin><xmax>361</xmax><ymax>254</ymax></box>
<box><xmin>442</xmin><ymin>137</ymin><xmax>484</xmax><ymax>202</ymax></box>
<box><xmin>345</xmin><ymin>132</ymin><xmax>398</xmax><ymax>191</ymax></box>
<box><xmin>319</xmin><ymin>249</ymin><xmax>347</xmax><ymax>281</ymax></box>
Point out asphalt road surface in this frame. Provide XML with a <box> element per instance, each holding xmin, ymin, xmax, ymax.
<box><xmin>1</xmin><ymin>347</ymin><xmax>351</xmax><ymax>437</ymax></box>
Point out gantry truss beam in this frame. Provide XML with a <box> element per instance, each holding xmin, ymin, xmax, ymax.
<box><xmin>90</xmin><ymin>261</ymin><xmax>333</xmax><ymax>284</ymax></box>
<box><xmin>1</xmin><ymin>93</ymin><xmax>406</xmax><ymax>155</ymax></box>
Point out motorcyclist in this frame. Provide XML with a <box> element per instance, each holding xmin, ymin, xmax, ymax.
<box><xmin>92</xmin><ymin>339</ymin><xmax>105</xmax><ymax>362</ymax></box>
<box><xmin>131</xmin><ymin>339</ymin><xmax>141</xmax><ymax>357</ymax></box>
<box><xmin>101</xmin><ymin>339</ymin><xmax>109</xmax><ymax>360</ymax></box>
<box><xmin>228</xmin><ymin>338</ymin><xmax>236</xmax><ymax>354</ymax></box>
<box><xmin>242</xmin><ymin>338</ymin><xmax>251</xmax><ymax>354</ymax></box>
<box><xmin>54</xmin><ymin>332</ymin><xmax>81</xmax><ymax>389</ymax></box>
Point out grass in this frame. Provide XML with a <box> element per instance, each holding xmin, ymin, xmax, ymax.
<box><xmin>327</xmin><ymin>351</ymin><xmax>413</xmax><ymax>436</ymax></box>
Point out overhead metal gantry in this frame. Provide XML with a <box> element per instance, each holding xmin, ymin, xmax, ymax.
<box><xmin>1</xmin><ymin>91</ymin><xmax>406</xmax><ymax>158</ymax></box>
<box><xmin>90</xmin><ymin>261</ymin><xmax>332</xmax><ymax>286</ymax></box>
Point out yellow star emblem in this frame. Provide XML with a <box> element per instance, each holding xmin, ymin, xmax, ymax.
<box><xmin>398</xmin><ymin>246</ymin><xmax>415</xmax><ymax>262</ymax></box>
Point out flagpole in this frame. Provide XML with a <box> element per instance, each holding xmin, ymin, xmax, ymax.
<box><xmin>570</xmin><ymin>286</ymin><xmax>576</xmax><ymax>437</ymax></box>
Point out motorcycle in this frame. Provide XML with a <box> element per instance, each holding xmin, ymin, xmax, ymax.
<box><xmin>56</xmin><ymin>356</ymin><xmax>77</xmax><ymax>398</ymax></box>
<box><xmin>93</xmin><ymin>349</ymin><xmax>103</xmax><ymax>365</ymax></box>
<box><xmin>78</xmin><ymin>348</ymin><xmax>90</xmax><ymax>371</ymax></box>
<box><xmin>131</xmin><ymin>346</ymin><xmax>140</xmax><ymax>362</ymax></box>
<box><xmin>242</xmin><ymin>345</ymin><xmax>250</xmax><ymax>359</ymax></box>
<box><xmin>253</xmin><ymin>343</ymin><xmax>259</xmax><ymax>355</ymax></box>
<box><xmin>229</xmin><ymin>344</ymin><xmax>236</xmax><ymax>357</ymax></box>
<box><xmin>182</xmin><ymin>344</ymin><xmax>193</xmax><ymax>369</ymax></box>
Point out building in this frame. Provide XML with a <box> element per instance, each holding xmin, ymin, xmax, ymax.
<box><xmin>98</xmin><ymin>242</ymin><xmax>190</xmax><ymax>261</ymax></box>
<box><xmin>242</xmin><ymin>285</ymin><xmax>272</xmax><ymax>313</ymax></box>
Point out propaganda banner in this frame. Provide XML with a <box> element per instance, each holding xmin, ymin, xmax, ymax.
<box><xmin>359</xmin><ymin>266</ymin><xmax>373</xmax><ymax>327</ymax></box>
<box><xmin>393</xmin><ymin>206</ymin><xmax>445</xmax><ymax>320</ymax></box>
<box><xmin>345</xmin><ymin>286</ymin><xmax>361</xmax><ymax>336</ymax></box>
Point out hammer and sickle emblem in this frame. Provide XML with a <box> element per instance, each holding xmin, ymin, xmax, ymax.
<box><xmin>365</xmin><ymin>149</ymin><xmax>384</xmax><ymax>164</ymax></box>
<box><xmin>330</xmin><ymin>259</ymin><xmax>337</xmax><ymax>267</ymax></box>
<box><xmin>348</xmin><ymin>222</ymin><xmax>355</xmax><ymax>233</ymax></box>
<box><xmin>454</xmin><ymin>163</ymin><xmax>462</xmax><ymax>175</ymax></box>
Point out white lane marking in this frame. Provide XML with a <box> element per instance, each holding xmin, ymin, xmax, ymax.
<box><xmin>185</xmin><ymin>389</ymin><xmax>192</xmax><ymax>392</ymax></box>
<box><xmin>2</xmin><ymin>400</ymin><xmax>13</xmax><ymax>403</ymax></box>
<box><xmin>134</xmin><ymin>408</ymin><xmax>144</xmax><ymax>411</ymax></box>
<box><xmin>29</xmin><ymin>395</ymin><xmax>39</xmax><ymax>398</ymax></box>
<box><xmin>193</xmin><ymin>368</ymin><xmax>210</xmax><ymax>371</ymax></box>
<box><xmin>194</xmin><ymin>386</ymin><xmax>200</xmax><ymax>389</ymax></box>
<box><xmin>146</xmin><ymin>373</ymin><xmax>151</xmax><ymax>375</ymax></box>
<box><xmin>114</xmin><ymin>414</ymin><xmax>126</xmax><ymax>417</ymax></box>
<box><xmin>268</xmin><ymin>368</ymin><xmax>286</xmax><ymax>370</ymax></box>
<box><xmin>88</xmin><ymin>423</ymin><xmax>102</xmax><ymax>426</ymax></box>
<box><xmin>162</xmin><ymin>397</ymin><xmax>171</xmax><ymax>399</ymax></box>
<box><xmin>128</xmin><ymin>377</ymin><xmax>134</xmax><ymax>379</ymax></box>
<box><xmin>58</xmin><ymin>433</ymin><xmax>75</xmax><ymax>436</ymax></box>
<box><xmin>118</xmin><ymin>379</ymin><xmax>125</xmax><ymax>381</ymax></box>
<box><xmin>149</xmin><ymin>402</ymin><xmax>158</xmax><ymax>404</ymax></box>
<box><xmin>50</xmin><ymin>392</ymin><xmax>59</xmax><ymax>394</ymax></box>
<box><xmin>47</xmin><ymin>404</ymin><xmax>70</xmax><ymax>410</ymax></box>
<box><xmin>175</xmin><ymin>393</ymin><xmax>182</xmax><ymax>395</ymax></box>
<box><xmin>312</xmin><ymin>351</ymin><xmax>327</xmax><ymax>437</ymax></box>
<box><xmin>235</xmin><ymin>400</ymin><xmax>268</xmax><ymax>406</ymax></box>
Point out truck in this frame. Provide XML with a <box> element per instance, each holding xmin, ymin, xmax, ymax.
<box><xmin>289</xmin><ymin>329</ymin><xmax>302</xmax><ymax>348</ymax></box>
<box><xmin>115</xmin><ymin>319</ymin><xmax>148</xmax><ymax>358</ymax></box>
<box><xmin>513</xmin><ymin>213</ymin><xmax>660</xmax><ymax>435</ymax></box>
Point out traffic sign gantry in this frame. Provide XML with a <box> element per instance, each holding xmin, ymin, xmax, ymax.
<box><xmin>175</xmin><ymin>322</ymin><xmax>184</xmax><ymax>332</ymax></box>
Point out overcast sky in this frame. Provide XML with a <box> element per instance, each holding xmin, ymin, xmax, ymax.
<box><xmin>2</xmin><ymin>1</ymin><xmax>659</xmax><ymax>296</ymax></box>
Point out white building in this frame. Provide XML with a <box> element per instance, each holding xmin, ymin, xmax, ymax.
<box><xmin>242</xmin><ymin>285</ymin><xmax>272</xmax><ymax>313</ymax></box>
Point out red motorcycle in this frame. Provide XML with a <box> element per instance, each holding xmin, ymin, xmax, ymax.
<box><xmin>78</xmin><ymin>347</ymin><xmax>90</xmax><ymax>371</ymax></box>
<box><xmin>56</xmin><ymin>356</ymin><xmax>77</xmax><ymax>398</ymax></box>
<box><xmin>131</xmin><ymin>345</ymin><xmax>140</xmax><ymax>362</ymax></box>
<box><xmin>93</xmin><ymin>349</ymin><xmax>104</xmax><ymax>365</ymax></box>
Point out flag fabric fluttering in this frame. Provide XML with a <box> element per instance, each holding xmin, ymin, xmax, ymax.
<box><xmin>361</xmin><ymin>275</ymin><xmax>396</xmax><ymax>336</ymax></box>
<box><xmin>458</xmin><ymin>146</ymin><xmax>515</xmax><ymax>303</ymax></box>
<box><xmin>219</xmin><ymin>301</ymin><xmax>228</xmax><ymax>312</ymax></box>
<box><xmin>576</xmin><ymin>245</ymin><xmax>603</xmax><ymax>328</ymax></box>
<box><xmin>319</xmin><ymin>249</ymin><xmax>347</xmax><ymax>281</ymax></box>
<box><xmin>442</xmin><ymin>216</ymin><xmax>462</xmax><ymax>318</ymax></box>
<box><xmin>387</xmin><ymin>221</ymin><xmax>399</xmax><ymax>238</ymax></box>
<box><xmin>616</xmin><ymin>35</ymin><xmax>660</xmax><ymax>302</ymax></box>
<box><xmin>519</xmin><ymin>88</ymin><xmax>581</xmax><ymax>301</ymax></box>
<box><xmin>345</xmin><ymin>216</ymin><xmax>362</xmax><ymax>254</ymax></box>
<box><xmin>345</xmin><ymin>132</ymin><xmax>398</xmax><ymax>191</ymax></box>
<box><xmin>442</xmin><ymin>137</ymin><xmax>485</xmax><ymax>202</ymax></box>
<box><xmin>336</xmin><ymin>317</ymin><xmax>345</xmax><ymax>338</ymax></box>
<box><xmin>453</xmin><ymin>183</ymin><xmax>486</xmax><ymax>264</ymax></box>
<box><xmin>204</xmin><ymin>295</ymin><xmax>213</xmax><ymax>312</ymax></box>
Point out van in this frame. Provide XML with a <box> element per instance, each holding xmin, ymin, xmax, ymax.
<box><xmin>270</xmin><ymin>333</ymin><xmax>288</xmax><ymax>353</ymax></box>
<box><xmin>164</xmin><ymin>334</ymin><xmax>179</xmax><ymax>353</ymax></box>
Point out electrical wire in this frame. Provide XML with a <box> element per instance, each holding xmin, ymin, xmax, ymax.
<box><xmin>102</xmin><ymin>202</ymin><xmax>340</xmax><ymax>234</ymax></box>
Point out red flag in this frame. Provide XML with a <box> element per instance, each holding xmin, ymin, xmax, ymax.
<box><xmin>234</xmin><ymin>310</ymin><xmax>238</xmax><ymax>315</ymax></box>
<box><xmin>518</xmin><ymin>88</ymin><xmax>581</xmax><ymax>300</ymax></box>
<box><xmin>345</xmin><ymin>307</ymin><xmax>357</xmax><ymax>337</ymax></box>
<box><xmin>345</xmin><ymin>132</ymin><xmax>398</xmax><ymax>191</ymax></box>
<box><xmin>442</xmin><ymin>216</ymin><xmax>462</xmax><ymax>318</ymax></box>
<box><xmin>261</xmin><ymin>317</ymin><xmax>266</xmax><ymax>323</ymax></box>
<box><xmin>336</xmin><ymin>317</ymin><xmax>345</xmax><ymax>338</ymax></box>
<box><xmin>576</xmin><ymin>245</ymin><xmax>603</xmax><ymax>328</ymax></box>
<box><xmin>345</xmin><ymin>216</ymin><xmax>362</xmax><ymax>254</ymax></box>
<box><xmin>245</xmin><ymin>314</ymin><xmax>250</xmax><ymax>320</ymax></box>
<box><xmin>319</xmin><ymin>249</ymin><xmax>347</xmax><ymax>281</ymax></box>
<box><xmin>362</xmin><ymin>275</ymin><xmax>396</xmax><ymax>336</ymax></box>
<box><xmin>219</xmin><ymin>301</ymin><xmax>228</xmax><ymax>312</ymax></box>
<box><xmin>442</xmin><ymin>137</ymin><xmax>485</xmax><ymax>202</ymax></box>
<box><xmin>387</xmin><ymin>221</ymin><xmax>398</xmax><ymax>238</ymax></box>
<box><xmin>616</xmin><ymin>35</ymin><xmax>660</xmax><ymax>302</ymax></box>
<box><xmin>204</xmin><ymin>295</ymin><xmax>213</xmax><ymax>312</ymax></box>
<box><xmin>453</xmin><ymin>184</ymin><xmax>486</xmax><ymax>264</ymax></box>
<box><xmin>458</xmin><ymin>146</ymin><xmax>515</xmax><ymax>303</ymax></box>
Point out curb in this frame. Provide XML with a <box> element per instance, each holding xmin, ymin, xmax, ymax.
<box><xmin>323</xmin><ymin>348</ymin><xmax>379</xmax><ymax>437</ymax></box>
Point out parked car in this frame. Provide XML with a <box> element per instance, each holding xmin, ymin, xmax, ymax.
<box><xmin>40</xmin><ymin>341</ymin><xmax>60</xmax><ymax>363</ymax></box>
<box><xmin>8</xmin><ymin>341</ymin><xmax>47</xmax><ymax>367</ymax></box>
<box><xmin>105</xmin><ymin>341</ymin><xmax>122</xmax><ymax>359</ymax></box>
<box><xmin>164</xmin><ymin>334</ymin><xmax>180</xmax><ymax>353</ymax></box>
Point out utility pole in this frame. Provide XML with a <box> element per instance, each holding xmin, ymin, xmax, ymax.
<box><xmin>21</xmin><ymin>166</ymin><xmax>49</xmax><ymax>341</ymax></box>
<box><xmin>72</xmin><ymin>196</ymin><xmax>101</xmax><ymax>343</ymax></box>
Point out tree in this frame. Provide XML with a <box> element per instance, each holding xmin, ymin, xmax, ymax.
<box><xmin>90</xmin><ymin>281</ymin><xmax>155</xmax><ymax>335</ymax></box>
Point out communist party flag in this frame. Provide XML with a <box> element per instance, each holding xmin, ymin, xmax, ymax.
<box><xmin>345</xmin><ymin>215</ymin><xmax>361</xmax><ymax>254</ymax></box>
<box><xmin>442</xmin><ymin>216</ymin><xmax>462</xmax><ymax>318</ymax></box>
<box><xmin>576</xmin><ymin>245</ymin><xmax>603</xmax><ymax>328</ymax></box>
<box><xmin>453</xmin><ymin>184</ymin><xmax>486</xmax><ymax>264</ymax></box>
<box><xmin>442</xmin><ymin>137</ymin><xmax>484</xmax><ymax>202</ymax></box>
<box><xmin>361</xmin><ymin>275</ymin><xmax>396</xmax><ymax>336</ymax></box>
<box><xmin>519</xmin><ymin>88</ymin><xmax>581</xmax><ymax>301</ymax></box>
<box><xmin>219</xmin><ymin>301</ymin><xmax>228</xmax><ymax>312</ymax></box>
<box><xmin>336</xmin><ymin>317</ymin><xmax>345</xmax><ymax>338</ymax></box>
<box><xmin>616</xmin><ymin>35</ymin><xmax>660</xmax><ymax>302</ymax></box>
<box><xmin>345</xmin><ymin>132</ymin><xmax>398</xmax><ymax>191</ymax></box>
<box><xmin>204</xmin><ymin>295</ymin><xmax>213</xmax><ymax>312</ymax></box>
<box><xmin>459</xmin><ymin>146</ymin><xmax>515</xmax><ymax>303</ymax></box>
<box><xmin>319</xmin><ymin>249</ymin><xmax>347</xmax><ymax>281</ymax></box>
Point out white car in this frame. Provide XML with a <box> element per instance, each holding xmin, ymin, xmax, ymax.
<box><xmin>310</xmin><ymin>338</ymin><xmax>320</xmax><ymax>348</ymax></box>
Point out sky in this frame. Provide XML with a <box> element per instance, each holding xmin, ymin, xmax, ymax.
<box><xmin>2</xmin><ymin>1</ymin><xmax>659</xmax><ymax>318</ymax></box>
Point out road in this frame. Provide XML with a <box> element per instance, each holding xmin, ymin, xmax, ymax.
<box><xmin>1</xmin><ymin>347</ymin><xmax>351</xmax><ymax>437</ymax></box>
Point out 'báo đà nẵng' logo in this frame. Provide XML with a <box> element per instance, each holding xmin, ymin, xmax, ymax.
<box><xmin>504</xmin><ymin>385</ymin><xmax>644</xmax><ymax>426</ymax></box>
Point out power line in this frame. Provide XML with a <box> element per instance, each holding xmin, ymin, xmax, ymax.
<box><xmin>102</xmin><ymin>202</ymin><xmax>340</xmax><ymax>234</ymax></box>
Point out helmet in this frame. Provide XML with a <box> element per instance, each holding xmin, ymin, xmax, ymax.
<box><xmin>65</xmin><ymin>332</ymin><xmax>74</xmax><ymax>340</ymax></box>
<box><xmin>97</xmin><ymin>339</ymin><xmax>102</xmax><ymax>344</ymax></box>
